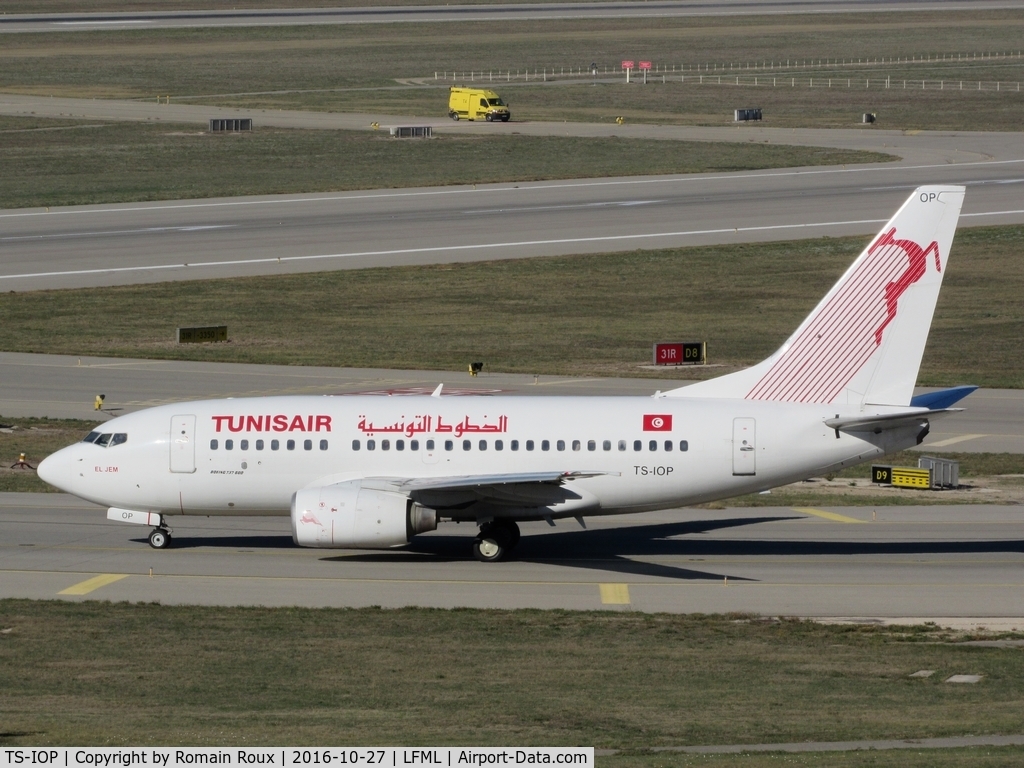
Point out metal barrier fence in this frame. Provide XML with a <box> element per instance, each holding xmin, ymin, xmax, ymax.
<box><xmin>433</xmin><ymin>49</ymin><xmax>1024</xmax><ymax>87</ymax></box>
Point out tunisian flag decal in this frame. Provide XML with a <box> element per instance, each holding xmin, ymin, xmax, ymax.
<box><xmin>643</xmin><ymin>414</ymin><xmax>672</xmax><ymax>431</ymax></box>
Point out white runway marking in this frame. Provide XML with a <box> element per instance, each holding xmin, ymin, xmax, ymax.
<box><xmin>0</xmin><ymin>217</ymin><xmax>888</xmax><ymax>280</ymax></box>
<box><xmin>0</xmin><ymin>225</ymin><xmax>234</xmax><ymax>242</ymax></box>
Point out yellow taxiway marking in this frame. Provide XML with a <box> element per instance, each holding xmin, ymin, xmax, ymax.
<box><xmin>600</xmin><ymin>583</ymin><xmax>631</xmax><ymax>605</ymax></box>
<box><xmin>58</xmin><ymin>573</ymin><xmax>128</xmax><ymax>595</ymax></box>
<box><xmin>927</xmin><ymin>433</ymin><xmax>989</xmax><ymax>447</ymax></box>
<box><xmin>792</xmin><ymin>507</ymin><xmax>867</xmax><ymax>524</ymax></box>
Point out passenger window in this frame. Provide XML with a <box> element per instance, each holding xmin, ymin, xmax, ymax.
<box><xmin>396</xmin><ymin>439</ymin><xmax>405</xmax><ymax>451</ymax></box>
<box><xmin>83</xmin><ymin>431</ymin><xmax>101</xmax><ymax>443</ymax></box>
<box><xmin>587</xmin><ymin>440</ymin><xmax>596</xmax><ymax>451</ymax></box>
<box><xmin>426</xmin><ymin>439</ymin><xmax>435</xmax><ymax>450</ymax></box>
<box><xmin>304</xmin><ymin>439</ymin><xmax>312</xmax><ymax>451</ymax></box>
<box><xmin>271</xmin><ymin>439</ymin><xmax>280</xmax><ymax>451</ymax></box>
<box><xmin>511</xmin><ymin>440</ymin><xmax>519</xmax><ymax>451</ymax></box>
<box><xmin>495</xmin><ymin>440</ymin><xmax>503</xmax><ymax>451</ymax></box>
<box><xmin>320</xmin><ymin>440</ymin><xmax>328</xmax><ymax>451</ymax></box>
<box><xmin>633</xmin><ymin>440</ymin><xmax>642</xmax><ymax>452</ymax></box>
<box><xmin>649</xmin><ymin>440</ymin><xmax>657</xmax><ymax>451</ymax></box>
<box><xmin>463</xmin><ymin>440</ymin><xmax>471</xmax><ymax>451</ymax></box>
<box><xmin>541</xmin><ymin>440</ymin><xmax>550</xmax><ymax>451</ymax></box>
<box><xmin>225</xmin><ymin>439</ymin><xmax>234</xmax><ymax>450</ymax></box>
<box><xmin>210</xmin><ymin>439</ymin><xmax>218</xmax><ymax>450</ymax></box>
<box><xmin>352</xmin><ymin>440</ymin><xmax>360</xmax><ymax>451</ymax></box>
<box><xmin>240</xmin><ymin>439</ymin><xmax>249</xmax><ymax>450</ymax></box>
<box><xmin>287</xmin><ymin>439</ymin><xmax>295</xmax><ymax>451</ymax></box>
<box><xmin>96</xmin><ymin>433</ymin><xmax>112</xmax><ymax>447</ymax></box>
<box><xmin>444</xmin><ymin>440</ymin><xmax>453</xmax><ymax>451</ymax></box>
<box><xmin>367</xmin><ymin>439</ymin><xmax>375</xmax><ymax>451</ymax></box>
<box><xmin>479</xmin><ymin>440</ymin><xmax>487</xmax><ymax>451</ymax></box>
<box><xmin>603</xmin><ymin>440</ymin><xmax>611</xmax><ymax>451</ymax></box>
<box><xmin>556</xmin><ymin>440</ymin><xmax>565</xmax><ymax>451</ymax></box>
<box><xmin>618</xmin><ymin>440</ymin><xmax>626</xmax><ymax>451</ymax></box>
<box><xmin>526</xmin><ymin>440</ymin><xmax>534</xmax><ymax>451</ymax></box>
<box><xmin>111</xmin><ymin>433</ymin><xmax>128</xmax><ymax>446</ymax></box>
<box><xmin>680</xmin><ymin>440</ymin><xmax>689</xmax><ymax>452</ymax></box>
<box><xmin>411</xmin><ymin>440</ymin><xmax>419</xmax><ymax>451</ymax></box>
<box><xmin>256</xmin><ymin>439</ymin><xmax>264</xmax><ymax>450</ymax></box>
<box><xmin>382</xmin><ymin>439</ymin><xmax>390</xmax><ymax>451</ymax></box>
<box><xmin>573</xmin><ymin>440</ymin><xmax>582</xmax><ymax>451</ymax></box>
<box><xmin>664</xmin><ymin>440</ymin><xmax>673</xmax><ymax>452</ymax></box>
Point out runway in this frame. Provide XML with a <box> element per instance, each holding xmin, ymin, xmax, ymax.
<box><xmin>2</xmin><ymin>493</ymin><xmax>1021</xmax><ymax>620</ymax></box>
<box><xmin>3</xmin><ymin>0</ymin><xmax>1020</xmax><ymax>33</ymax></box>
<box><xmin>1</xmin><ymin>117</ymin><xmax>1022</xmax><ymax>291</ymax></box>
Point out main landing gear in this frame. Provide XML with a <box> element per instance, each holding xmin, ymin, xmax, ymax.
<box><xmin>148</xmin><ymin>526</ymin><xmax>172</xmax><ymax>549</ymax></box>
<box><xmin>472</xmin><ymin>520</ymin><xmax>521</xmax><ymax>563</ymax></box>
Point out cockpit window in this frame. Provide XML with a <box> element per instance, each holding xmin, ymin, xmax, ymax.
<box><xmin>89</xmin><ymin>432</ymin><xmax>127</xmax><ymax>447</ymax></box>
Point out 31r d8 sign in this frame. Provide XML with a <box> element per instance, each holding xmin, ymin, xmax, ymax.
<box><xmin>653</xmin><ymin>341</ymin><xmax>706</xmax><ymax>366</ymax></box>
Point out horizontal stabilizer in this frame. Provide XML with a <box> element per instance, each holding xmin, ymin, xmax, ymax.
<box><xmin>824</xmin><ymin>408</ymin><xmax>960</xmax><ymax>434</ymax></box>
<box><xmin>910</xmin><ymin>385</ymin><xmax>978</xmax><ymax>410</ymax></box>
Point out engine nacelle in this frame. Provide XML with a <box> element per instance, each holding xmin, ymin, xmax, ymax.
<box><xmin>291</xmin><ymin>481</ymin><xmax>436</xmax><ymax>548</ymax></box>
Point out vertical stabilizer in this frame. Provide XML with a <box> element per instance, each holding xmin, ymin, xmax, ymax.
<box><xmin>666</xmin><ymin>186</ymin><xmax>965</xmax><ymax>407</ymax></box>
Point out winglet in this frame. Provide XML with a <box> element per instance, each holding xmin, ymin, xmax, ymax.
<box><xmin>431</xmin><ymin>383</ymin><xmax>443</xmax><ymax>398</ymax></box>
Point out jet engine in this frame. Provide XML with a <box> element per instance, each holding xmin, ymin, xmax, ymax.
<box><xmin>291</xmin><ymin>481</ymin><xmax>437</xmax><ymax>548</ymax></box>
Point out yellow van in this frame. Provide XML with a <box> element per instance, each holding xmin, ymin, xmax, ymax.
<box><xmin>448</xmin><ymin>87</ymin><xmax>511</xmax><ymax>122</ymax></box>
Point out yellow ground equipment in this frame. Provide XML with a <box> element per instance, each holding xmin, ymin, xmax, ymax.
<box><xmin>448</xmin><ymin>87</ymin><xmax>510</xmax><ymax>122</ymax></box>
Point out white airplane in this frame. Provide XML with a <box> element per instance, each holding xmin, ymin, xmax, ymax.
<box><xmin>38</xmin><ymin>185</ymin><xmax>974</xmax><ymax>562</ymax></box>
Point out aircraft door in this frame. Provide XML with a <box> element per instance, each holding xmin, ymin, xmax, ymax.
<box><xmin>732</xmin><ymin>418</ymin><xmax>756</xmax><ymax>476</ymax></box>
<box><xmin>170</xmin><ymin>414</ymin><xmax>197</xmax><ymax>474</ymax></box>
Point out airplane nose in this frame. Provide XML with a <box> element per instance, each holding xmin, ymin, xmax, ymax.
<box><xmin>37</xmin><ymin>448</ymin><xmax>72</xmax><ymax>491</ymax></box>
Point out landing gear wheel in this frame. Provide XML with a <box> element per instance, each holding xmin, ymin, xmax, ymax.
<box><xmin>473</xmin><ymin>520</ymin><xmax>520</xmax><ymax>561</ymax></box>
<box><xmin>498</xmin><ymin>520</ymin><xmax>521</xmax><ymax>549</ymax></box>
<box><xmin>148</xmin><ymin>528</ymin><xmax>171</xmax><ymax>549</ymax></box>
<box><xmin>473</xmin><ymin>535</ymin><xmax>505</xmax><ymax>562</ymax></box>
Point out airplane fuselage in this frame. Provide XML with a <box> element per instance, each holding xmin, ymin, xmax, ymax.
<box><xmin>42</xmin><ymin>394</ymin><xmax>912</xmax><ymax>520</ymax></box>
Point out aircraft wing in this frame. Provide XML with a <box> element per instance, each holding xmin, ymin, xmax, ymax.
<box><xmin>361</xmin><ymin>471</ymin><xmax>617</xmax><ymax>509</ymax></box>
<box><xmin>394</xmin><ymin>470</ymin><xmax>615</xmax><ymax>491</ymax></box>
<box><xmin>824</xmin><ymin>408</ymin><xmax>962</xmax><ymax>434</ymax></box>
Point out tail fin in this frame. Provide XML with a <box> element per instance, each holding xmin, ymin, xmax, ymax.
<box><xmin>667</xmin><ymin>185</ymin><xmax>965</xmax><ymax>407</ymax></box>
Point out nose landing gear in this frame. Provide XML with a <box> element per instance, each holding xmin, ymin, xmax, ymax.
<box><xmin>148</xmin><ymin>526</ymin><xmax>172</xmax><ymax>549</ymax></box>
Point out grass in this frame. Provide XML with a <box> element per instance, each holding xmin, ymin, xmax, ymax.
<box><xmin>1</xmin><ymin>602</ymin><xmax>1023</xmax><ymax>749</ymax></box>
<box><xmin>2</xmin><ymin>12</ymin><xmax>1023</xmax><ymax>131</ymax></box>
<box><xmin>0</xmin><ymin>116</ymin><xmax>888</xmax><ymax>210</ymax></box>
<box><xmin>1</xmin><ymin>226</ymin><xmax>1021</xmax><ymax>387</ymax></box>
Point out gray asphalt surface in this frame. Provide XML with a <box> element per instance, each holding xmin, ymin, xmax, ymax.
<box><xmin>1</xmin><ymin>96</ymin><xmax>1022</xmax><ymax>292</ymax></box>
<box><xmin>3</xmin><ymin>0</ymin><xmax>1020</xmax><ymax>33</ymax></box>
<box><xmin>1</xmin><ymin>352</ymin><xmax>1020</xmax><ymax>453</ymax></box>
<box><xmin>2</xmin><ymin>493</ymin><xmax>1021</xmax><ymax>619</ymax></box>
